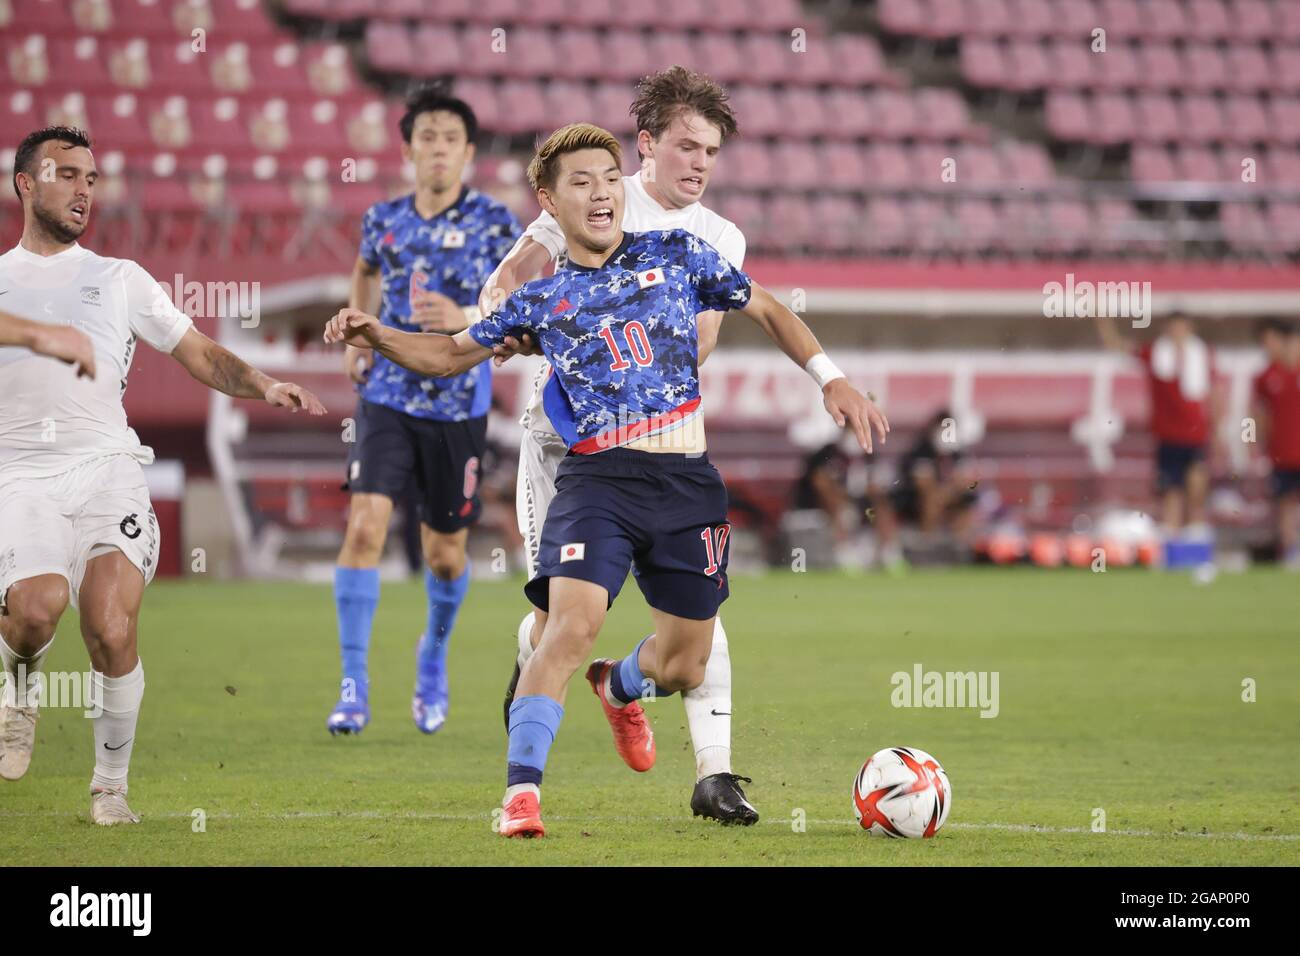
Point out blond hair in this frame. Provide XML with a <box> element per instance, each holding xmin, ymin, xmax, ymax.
<box><xmin>526</xmin><ymin>123</ymin><xmax>623</xmax><ymax>191</ymax></box>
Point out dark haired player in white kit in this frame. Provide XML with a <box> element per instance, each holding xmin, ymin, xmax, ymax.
<box><xmin>0</xmin><ymin>127</ymin><xmax>325</xmax><ymax>824</ymax></box>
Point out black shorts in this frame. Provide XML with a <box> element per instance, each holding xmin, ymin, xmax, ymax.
<box><xmin>1273</xmin><ymin>468</ymin><xmax>1300</xmax><ymax>498</ymax></box>
<box><xmin>524</xmin><ymin>448</ymin><xmax>731</xmax><ymax>621</ymax></box>
<box><xmin>1155</xmin><ymin>441</ymin><xmax>1206</xmax><ymax>493</ymax></box>
<box><xmin>344</xmin><ymin>399</ymin><xmax>487</xmax><ymax>533</ymax></box>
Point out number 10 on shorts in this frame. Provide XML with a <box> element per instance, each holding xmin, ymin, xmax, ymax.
<box><xmin>701</xmin><ymin>524</ymin><xmax>731</xmax><ymax>575</ymax></box>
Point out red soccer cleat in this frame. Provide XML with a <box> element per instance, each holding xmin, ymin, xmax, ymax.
<box><xmin>585</xmin><ymin>659</ymin><xmax>656</xmax><ymax>772</ymax></box>
<box><xmin>499</xmin><ymin>790</ymin><xmax>545</xmax><ymax>839</ymax></box>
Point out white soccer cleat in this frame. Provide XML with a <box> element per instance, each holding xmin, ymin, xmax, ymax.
<box><xmin>0</xmin><ymin>704</ymin><xmax>39</xmax><ymax>781</ymax></box>
<box><xmin>91</xmin><ymin>787</ymin><xmax>141</xmax><ymax>826</ymax></box>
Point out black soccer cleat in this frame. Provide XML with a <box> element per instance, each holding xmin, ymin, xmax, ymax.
<box><xmin>691</xmin><ymin>773</ymin><xmax>760</xmax><ymax>826</ymax></box>
<box><xmin>503</xmin><ymin>658</ymin><xmax>521</xmax><ymax>734</ymax></box>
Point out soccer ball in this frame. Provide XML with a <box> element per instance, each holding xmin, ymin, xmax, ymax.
<box><xmin>852</xmin><ymin>746</ymin><xmax>952</xmax><ymax>838</ymax></box>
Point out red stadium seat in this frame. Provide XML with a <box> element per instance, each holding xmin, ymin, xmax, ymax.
<box><xmin>1004</xmin><ymin>141</ymin><xmax>1056</xmax><ymax>184</ymax></box>
<box><xmin>1141</xmin><ymin>0</ymin><xmax>1190</xmax><ymax>42</ymax></box>
<box><xmin>1044</xmin><ymin>91</ymin><xmax>1092</xmax><ymax>142</ymax></box>
<box><xmin>776</xmin><ymin>89</ymin><xmax>831</xmax><ymax>139</ymax></box>
<box><xmin>552</xmin><ymin>30</ymin><xmax>604</xmax><ymax>82</ymax></box>
<box><xmin>211</xmin><ymin>0</ymin><xmax>283</xmax><ymax>39</ymax></box>
<box><xmin>729</xmin><ymin>86</ymin><xmax>783</xmax><ymax>138</ymax></box>
<box><xmin>542</xmin><ymin>80</ymin><xmax>597</xmax><ymax>130</ymax></box>
<box><xmin>364</xmin><ymin>21</ymin><xmax>415</xmax><ymax>75</ymax></box>
<box><xmin>1227</xmin><ymin>0</ymin><xmax>1279</xmax><ymax>41</ymax></box>
<box><xmin>1132</xmin><ymin>93</ymin><xmax>1182</xmax><ymax>143</ymax></box>
<box><xmin>1221</xmin><ymin>95</ymin><xmax>1272</xmax><ymax>143</ymax></box>
<box><xmin>1047</xmin><ymin>0</ymin><xmax>1100</xmax><ymax>38</ymax></box>
<box><xmin>823</xmin><ymin>89</ymin><xmax>874</xmax><ymax>139</ymax></box>
<box><xmin>871</xmin><ymin>89</ymin><xmax>921</xmax><ymax>139</ymax></box>
<box><xmin>601</xmin><ymin>31</ymin><xmax>657</xmax><ymax>83</ymax></box>
<box><xmin>959</xmin><ymin>38</ymin><xmax>1005</xmax><ymax>89</ymax></box>
<box><xmin>1180</xmin><ymin>94</ymin><xmax>1227</xmax><ymax>143</ymax></box>
<box><xmin>1268</xmin><ymin>47</ymin><xmax>1300</xmax><ymax>94</ymax></box>
<box><xmin>1005</xmin><ymin>40</ymin><xmax>1053</xmax><ymax>93</ymax></box>
<box><xmin>454</xmin><ymin>78</ymin><xmax>501</xmax><ymax>134</ymax></box>
<box><xmin>85</xmin><ymin>92</ymin><xmax>152</xmax><ymax>150</ymax></box>
<box><xmin>736</xmin><ymin>35</ymin><xmax>794</xmax><ymax>85</ymax></box>
<box><xmin>827</xmin><ymin>35</ymin><xmax>890</xmax><ymax>88</ymax></box>
<box><xmin>1043</xmin><ymin>39</ymin><xmax>1097</xmax><ymax>90</ymax></box>
<box><xmin>646</xmin><ymin>33</ymin><xmax>701</xmax><ymax>78</ymax></box>
<box><xmin>1266</xmin><ymin>98</ymin><xmax>1300</xmax><ymax>145</ymax></box>
<box><xmin>1130</xmin><ymin>145</ymin><xmax>1178</xmax><ymax>182</ymax></box>
<box><xmin>1085</xmin><ymin>93</ymin><xmax>1137</xmax><ymax>145</ymax></box>
<box><xmin>771</xmin><ymin>141</ymin><xmax>821</xmax><ymax>191</ymax></box>
<box><xmin>822</xmin><ymin>141</ymin><xmax>870</xmax><ymax>191</ymax></box>
<box><xmin>591</xmin><ymin>82</ymin><xmax>637</xmax><ymax>136</ymax></box>
<box><xmin>694</xmin><ymin>34</ymin><xmax>748</xmax><ymax>85</ymax></box>
<box><xmin>494</xmin><ymin>79</ymin><xmax>546</xmax><ymax>135</ymax></box>
<box><xmin>721</xmin><ymin>141</ymin><xmax>775</xmax><ymax>191</ymax></box>
<box><xmin>1090</xmin><ymin>42</ymin><xmax>1139</xmax><ymax>92</ymax></box>
<box><xmin>916</xmin><ymin>87</ymin><xmax>971</xmax><ymax>140</ymax></box>
<box><xmin>1096</xmin><ymin>0</ymin><xmax>1145</xmax><ymax>37</ymax></box>
<box><xmin>1225</xmin><ymin>45</ymin><xmax>1274</xmax><ymax>95</ymax></box>
<box><xmin>1181</xmin><ymin>45</ymin><xmax>1228</xmax><ymax>94</ymax></box>
<box><xmin>863</xmin><ymin>196</ymin><xmax>910</xmax><ymax>253</ymax></box>
<box><xmin>1176</xmin><ymin>145</ymin><xmax>1228</xmax><ymax>182</ymax></box>
<box><xmin>1184</xmin><ymin>0</ymin><xmax>1232</xmax><ymax>41</ymax></box>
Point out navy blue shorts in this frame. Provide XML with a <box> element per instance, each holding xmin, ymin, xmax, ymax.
<box><xmin>525</xmin><ymin>448</ymin><xmax>731</xmax><ymax>621</ymax></box>
<box><xmin>1274</xmin><ymin>468</ymin><xmax>1300</xmax><ymax>498</ymax></box>
<box><xmin>1155</xmin><ymin>441</ymin><xmax>1206</xmax><ymax>493</ymax></box>
<box><xmin>344</xmin><ymin>399</ymin><xmax>487</xmax><ymax>533</ymax></box>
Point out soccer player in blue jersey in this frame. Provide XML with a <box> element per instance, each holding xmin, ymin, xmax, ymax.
<box><xmin>326</xmin><ymin>88</ymin><xmax>522</xmax><ymax>737</ymax></box>
<box><xmin>324</xmin><ymin>124</ymin><xmax>887</xmax><ymax>836</ymax></box>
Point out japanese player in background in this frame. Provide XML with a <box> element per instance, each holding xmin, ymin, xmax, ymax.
<box><xmin>324</xmin><ymin>122</ymin><xmax>889</xmax><ymax>838</ymax></box>
<box><xmin>0</xmin><ymin>127</ymin><xmax>325</xmax><ymax>824</ymax></box>
<box><xmin>479</xmin><ymin>68</ymin><xmax>758</xmax><ymax>824</ymax></box>
<box><xmin>327</xmin><ymin>87</ymin><xmax>522</xmax><ymax>737</ymax></box>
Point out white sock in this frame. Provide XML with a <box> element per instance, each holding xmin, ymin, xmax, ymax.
<box><xmin>91</xmin><ymin>659</ymin><xmax>145</xmax><ymax>794</ymax></box>
<box><xmin>0</xmin><ymin>632</ymin><xmax>55</xmax><ymax>708</ymax></box>
<box><xmin>504</xmin><ymin>782</ymin><xmax>539</xmax><ymax>802</ymax></box>
<box><xmin>683</xmin><ymin>617</ymin><xmax>732</xmax><ymax>780</ymax></box>
<box><xmin>516</xmin><ymin>611</ymin><xmax>536</xmax><ymax>667</ymax></box>
<box><xmin>602</xmin><ymin>667</ymin><xmax>629</xmax><ymax>708</ymax></box>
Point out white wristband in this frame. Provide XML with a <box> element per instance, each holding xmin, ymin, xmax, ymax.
<box><xmin>805</xmin><ymin>353</ymin><xmax>846</xmax><ymax>390</ymax></box>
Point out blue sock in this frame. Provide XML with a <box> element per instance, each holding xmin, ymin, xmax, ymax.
<box><xmin>419</xmin><ymin>567</ymin><xmax>469</xmax><ymax>677</ymax></box>
<box><xmin>608</xmin><ymin>635</ymin><xmax>675</xmax><ymax>704</ymax></box>
<box><xmin>506</xmin><ymin>695</ymin><xmax>564</xmax><ymax>787</ymax></box>
<box><xmin>334</xmin><ymin>567</ymin><xmax>379</xmax><ymax>700</ymax></box>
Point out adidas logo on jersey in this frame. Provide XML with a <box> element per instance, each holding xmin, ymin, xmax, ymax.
<box><xmin>636</xmin><ymin>270</ymin><xmax>665</xmax><ymax>290</ymax></box>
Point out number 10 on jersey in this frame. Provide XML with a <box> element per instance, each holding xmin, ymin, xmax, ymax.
<box><xmin>599</xmin><ymin>321</ymin><xmax>655</xmax><ymax>371</ymax></box>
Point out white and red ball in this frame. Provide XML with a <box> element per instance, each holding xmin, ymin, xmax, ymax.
<box><xmin>852</xmin><ymin>746</ymin><xmax>952</xmax><ymax>838</ymax></box>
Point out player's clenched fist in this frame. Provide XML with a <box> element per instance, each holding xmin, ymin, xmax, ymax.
<box><xmin>823</xmin><ymin>379</ymin><xmax>890</xmax><ymax>454</ymax></box>
<box><xmin>324</xmin><ymin>308</ymin><xmax>385</xmax><ymax>349</ymax></box>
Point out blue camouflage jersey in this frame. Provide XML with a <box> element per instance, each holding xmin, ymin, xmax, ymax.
<box><xmin>468</xmin><ymin>230</ymin><xmax>752</xmax><ymax>453</ymax></box>
<box><xmin>358</xmin><ymin>188</ymin><xmax>521</xmax><ymax>421</ymax></box>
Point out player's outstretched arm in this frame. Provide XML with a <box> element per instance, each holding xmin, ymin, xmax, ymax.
<box><xmin>323</xmin><ymin>307</ymin><xmax>492</xmax><ymax>378</ymax></box>
<box><xmin>171</xmin><ymin>327</ymin><xmax>326</xmax><ymax>414</ymax></box>
<box><xmin>479</xmin><ymin>236</ymin><xmax>554</xmax><ymax>319</ymax></box>
<box><xmin>739</xmin><ymin>283</ymin><xmax>890</xmax><ymax>453</ymax></box>
<box><xmin>0</xmin><ymin>308</ymin><xmax>96</xmax><ymax>378</ymax></box>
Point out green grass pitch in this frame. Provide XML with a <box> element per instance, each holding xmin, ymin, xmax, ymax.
<box><xmin>2</xmin><ymin>568</ymin><xmax>1296</xmax><ymax>866</ymax></box>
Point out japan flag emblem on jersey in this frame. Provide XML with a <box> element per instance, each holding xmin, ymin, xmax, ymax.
<box><xmin>636</xmin><ymin>269</ymin><xmax>665</xmax><ymax>290</ymax></box>
<box><xmin>560</xmin><ymin>543</ymin><xmax>585</xmax><ymax>562</ymax></box>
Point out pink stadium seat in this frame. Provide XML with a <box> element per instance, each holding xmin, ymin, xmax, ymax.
<box><xmin>772</xmin><ymin>142</ymin><xmax>821</xmax><ymax>191</ymax></box>
<box><xmin>542</xmin><ymin>80</ymin><xmax>597</xmax><ymax>130</ymax></box>
<box><xmin>789</xmin><ymin>35</ymin><xmax>840</xmax><ymax>87</ymax></box>
<box><xmin>712</xmin><ymin>192</ymin><xmax>764</xmax><ymax>242</ymax></box>
<box><xmin>410</xmin><ymin>24</ymin><xmax>468</xmax><ymax>78</ymax></box>
<box><xmin>182</xmin><ymin>95</ymin><xmax>254</xmax><ymax>153</ymax></box>
<box><xmin>1005</xmin><ymin>141</ymin><xmax>1056</xmax><ymax>183</ymax></box>
<box><xmin>808</xmin><ymin>194</ymin><xmax>861</xmax><ymax>253</ymax></box>
<box><xmin>591</xmin><ymin>83</ymin><xmax>637</xmax><ymax>136</ymax></box>
<box><xmin>1130</xmin><ymin>145</ymin><xmax>1178</xmax><ymax>182</ymax></box>
<box><xmin>871</xmin><ymin>89</ymin><xmax>920</xmax><ymax>139</ymax></box>
<box><xmin>751</xmin><ymin>0</ymin><xmax>805</xmax><ymax>31</ymax></box>
<box><xmin>722</xmin><ymin>141</ymin><xmax>775</xmax><ymax>191</ymax></box>
<box><xmin>1005</xmin><ymin>40</ymin><xmax>1053</xmax><ymax>92</ymax></box>
<box><xmin>552</xmin><ymin>30</ymin><xmax>604</xmax><ymax>82</ymax></box>
<box><xmin>146</xmin><ymin>38</ymin><xmax>217</xmax><ymax>92</ymax></box>
<box><xmin>458</xmin><ymin>0</ymin><xmax>525</xmax><ymax>26</ymax></box>
<box><xmin>824</xmin><ymin>89</ymin><xmax>874</xmax><ymax>139</ymax></box>
<box><xmin>1269</xmin><ymin>47</ymin><xmax>1300</xmax><ymax>94</ymax></box>
<box><xmin>1263</xmin><ymin>146</ymin><xmax>1300</xmax><ymax>184</ymax></box>
<box><xmin>365</xmin><ymin>21</ymin><xmax>414</xmax><ymax>76</ymax></box>
<box><xmin>1141</xmin><ymin>0</ymin><xmax>1190</xmax><ymax>42</ymax></box>
<box><xmin>1044</xmin><ymin>91</ymin><xmax>1092</xmax><ymax>141</ymax></box>
<box><xmin>1266</xmin><ymin>200</ymin><xmax>1300</xmax><ymax>250</ymax></box>
<box><xmin>878</xmin><ymin>0</ymin><xmax>928</xmax><ymax>35</ymax></box>
<box><xmin>863</xmin><ymin>196</ymin><xmax>910</xmax><ymax>253</ymax></box>
<box><xmin>494</xmin><ymin>79</ymin><xmax>547</xmax><ymax>135</ymax></box>
<box><xmin>1133</xmin><ymin>93</ymin><xmax>1182</xmax><ymax>143</ymax></box>
<box><xmin>704</xmin><ymin>0</ymin><xmax>755</xmax><ymax>31</ymax></box>
<box><xmin>1278</xmin><ymin>0</ymin><xmax>1300</xmax><ymax>41</ymax></box>
<box><xmin>1225</xmin><ymin>45</ymin><xmax>1274</xmax><ymax>94</ymax></box>
<box><xmin>765</xmin><ymin>194</ymin><xmax>814</xmax><ymax>253</ymax></box>
<box><xmin>1218</xmin><ymin>200</ymin><xmax>1269</xmax><ymax>250</ymax></box>
<box><xmin>693</xmin><ymin>34</ymin><xmax>747</xmax><ymax>84</ymax></box>
<box><xmin>1228</xmin><ymin>0</ymin><xmax>1279</xmax><ymax>39</ymax></box>
<box><xmin>1006</xmin><ymin>0</ymin><xmax>1058</xmax><ymax>38</ymax></box>
<box><xmin>280</xmin><ymin>0</ymin><xmax>332</xmax><ymax>17</ymax></box>
<box><xmin>1096</xmin><ymin>0</ymin><xmax>1145</xmax><ymax>37</ymax></box>
<box><xmin>116</xmin><ymin>0</ymin><xmax>176</xmax><ymax>37</ymax></box>
<box><xmin>960</xmin><ymin>38</ymin><xmax>1005</xmax><ymax>89</ymax></box>
<box><xmin>776</xmin><ymin>89</ymin><xmax>831</xmax><ymax>139</ymax></box>
<box><xmin>647</xmin><ymin>33</ymin><xmax>702</xmax><ymax>77</ymax></box>
<box><xmin>958</xmin><ymin>144</ymin><xmax>1004</xmax><ymax>185</ymax></box>
<box><xmin>285</xmin><ymin>99</ymin><xmax>347</xmax><ymax>155</ymax></box>
<box><xmin>1176</xmin><ymin>145</ymin><xmax>1227</xmax><ymax>181</ymax></box>
<box><xmin>736</xmin><ymin>34</ymin><xmax>793</xmax><ymax>86</ymax></box>
<box><xmin>86</xmin><ymin>93</ymin><xmax>152</xmax><ymax>150</ymax></box>
<box><xmin>1092</xmin><ymin>198</ymin><xmax>1137</xmax><ymax>254</ymax></box>
<box><xmin>866</xmin><ymin>143</ymin><xmax>914</xmax><ymax>188</ymax></box>
<box><xmin>602</xmin><ymin>31</ymin><xmax>657</xmax><ymax>83</ymax></box>
<box><xmin>249</xmin><ymin>41</ymin><xmax>313</xmax><ymax>95</ymax></box>
<box><xmin>212</xmin><ymin>0</ymin><xmax>283</xmax><ymax>39</ymax></box>
<box><xmin>9</xmin><ymin>0</ymin><xmax>73</xmax><ymax>32</ymax></box>
<box><xmin>1047</xmin><ymin>0</ymin><xmax>1100</xmax><ymax>37</ymax></box>
<box><xmin>827</xmin><ymin>35</ymin><xmax>889</xmax><ymax>88</ymax></box>
<box><xmin>1135</xmin><ymin>43</ymin><xmax>1183</xmax><ymax>92</ymax></box>
<box><xmin>1044</xmin><ymin>39</ymin><xmax>1097</xmax><ymax>90</ymax></box>
<box><xmin>510</xmin><ymin>0</ymin><xmax>571</xmax><ymax>28</ymax></box>
<box><xmin>497</xmin><ymin>27</ymin><xmax>555</xmax><ymax>81</ymax></box>
<box><xmin>0</xmin><ymin>89</ymin><xmax>42</xmax><ymax>133</ymax></box>
<box><xmin>659</xmin><ymin>0</ymin><xmax>713</xmax><ymax>32</ymax></box>
<box><xmin>964</xmin><ymin>0</ymin><xmax>1016</xmax><ymax>38</ymax></box>
<box><xmin>1084</xmin><ymin>93</ymin><xmax>1137</xmax><ymax>145</ymax></box>
<box><xmin>954</xmin><ymin>198</ymin><xmax>1003</xmax><ymax>253</ymax></box>
<box><xmin>823</xmin><ymin>142</ymin><xmax>869</xmax><ymax>191</ymax></box>
<box><xmin>1181</xmin><ymin>45</ymin><xmax>1229</xmax><ymax>94</ymax></box>
<box><xmin>1266</xmin><ymin>98</ymin><xmax>1300</xmax><ymax>145</ymax></box>
<box><xmin>454</xmin><ymin>79</ymin><xmax>501</xmax><ymax>134</ymax></box>
<box><xmin>916</xmin><ymin>87</ymin><xmax>971</xmax><ymax>139</ymax></box>
<box><xmin>905</xmin><ymin>196</ymin><xmax>947</xmax><ymax>255</ymax></box>
<box><xmin>729</xmin><ymin>87</ymin><xmax>783</xmax><ymax>138</ymax></box>
<box><xmin>1185</xmin><ymin>0</ymin><xmax>1233</xmax><ymax>41</ymax></box>
<box><xmin>1043</xmin><ymin>198</ymin><xmax>1092</xmax><ymax>255</ymax></box>
<box><xmin>1180</xmin><ymin>94</ymin><xmax>1227</xmax><ymax>142</ymax></box>
<box><xmin>338</xmin><ymin>97</ymin><xmax>395</xmax><ymax>156</ymax></box>
<box><xmin>1090</xmin><ymin>42</ymin><xmax>1139</xmax><ymax>92</ymax></box>
<box><xmin>1222</xmin><ymin>95</ymin><xmax>1272</xmax><ymax>142</ymax></box>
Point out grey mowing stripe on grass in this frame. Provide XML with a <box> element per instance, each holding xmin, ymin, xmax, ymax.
<box><xmin>0</xmin><ymin>809</ymin><xmax>1296</xmax><ymax>842</ymax></box>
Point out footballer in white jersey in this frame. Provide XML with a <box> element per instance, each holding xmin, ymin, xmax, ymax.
<box><xmin>0</xmin><ymin>127</ymin><xmax>325</xmax><ymax>824</ymax></box>
<box><xmin>477</xmin><ymin>68</ymin><xmax>758</xmax><ymax>825</ymax></box>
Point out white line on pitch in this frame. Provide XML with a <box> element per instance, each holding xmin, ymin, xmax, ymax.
<box><xmin>0</xmin><ymin>808</ymin><xmax>1295</xmax><ymax>842</ymax></box>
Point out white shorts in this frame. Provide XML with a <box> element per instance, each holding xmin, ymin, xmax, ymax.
<box><xmin>515</xmin><ymin>426</ymin><xmax>568</xmax><ymax>580</ymax></box>
<box><xmin>0</xmin><ymin>455</ymin><xmax>160</xmax><ymax>610</ymax></box>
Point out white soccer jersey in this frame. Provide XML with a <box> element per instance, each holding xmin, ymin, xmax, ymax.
<box><xmin>0</xmin><ymin>243</ymin><xmax>193</xmax><ymax>480</ymax></box>
<box><xmin>515</xmin><ymin>172</ymin><xmax>746</xmax><ymax>434</ymax></box>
